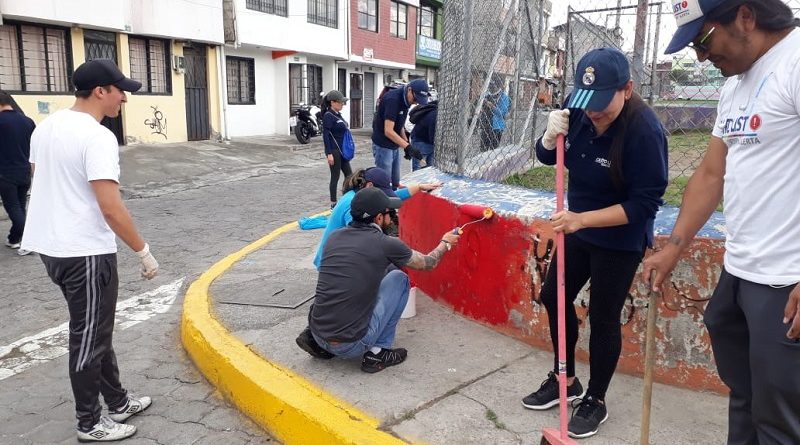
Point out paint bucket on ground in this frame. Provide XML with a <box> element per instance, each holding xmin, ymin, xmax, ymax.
<box><xmin>402</xmin><ymin>286</ymin><xmax>417</xmax><ymax>318</ymax></box>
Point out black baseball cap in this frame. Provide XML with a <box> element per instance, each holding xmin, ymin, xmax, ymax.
<box><xmin>350</xmin><ymin>187</ymin><xmax>402</xmax><ymax>220</ymax></box>
<box><xmin>566</xmin><ymin>48</ymin><xmax>630</xmax><ymax>112</ymax></box>
<box><xmin>73</xmin><ymin>59</ymin><xmax>142</xmax><ymax>92</ymax></box>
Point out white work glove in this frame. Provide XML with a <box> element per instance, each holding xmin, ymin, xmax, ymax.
<box><xmin>136</xmin><ymin>243</ymin><xmax>159</xmax><ymax>280</ymax></box>
<box><xmin>541</xmin><ymin>109</ymin><xmax>570</xmax><ymax>150</ymax></box>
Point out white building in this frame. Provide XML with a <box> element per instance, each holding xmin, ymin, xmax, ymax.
<box><xmin>222</xmin><ymin>0</ymin><xmax>348</xmax><ymax>137</ymax></box>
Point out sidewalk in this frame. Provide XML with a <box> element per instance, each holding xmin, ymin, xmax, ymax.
<box><xmin>183</xmin><ymin>218</ymin><xmax>729</xmax><ymax>445</ymax></box>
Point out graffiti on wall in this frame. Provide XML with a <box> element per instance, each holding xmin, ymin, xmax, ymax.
<box><xmin>144</xmin><ymin>106</ymin><xmax>167</xmax><ymax>138</ymax></box>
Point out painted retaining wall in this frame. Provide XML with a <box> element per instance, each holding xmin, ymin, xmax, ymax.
<box><xmin>399</xmin><ymin>168</ymin><xmax>728</xmax><ymax>393</ymax></box>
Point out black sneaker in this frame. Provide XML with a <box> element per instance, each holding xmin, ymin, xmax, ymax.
<box><xmin>522</xmin><ymin>371</ymin><xmax>585</xmax><ymax>410</ymax></box>
<box><xmin>360</xmin><ymin>348</ymin><xmax>407</xmax><ymax>373</ymax></box>
<box><xmin>567</xmin><ymin>395</ymin><xmax>608</xmax><ymax>438</ymax></box>
<box><xmin>295</xmin><ymin>327</ymin><xmax>334</xmax><ymax>359</ymax></box>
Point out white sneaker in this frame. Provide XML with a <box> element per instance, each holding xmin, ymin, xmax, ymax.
<box><xmin>5</xmin><ymin>241</ymin><xmax>20</xmax><ymax>249</ymax></box>
<box><xmin>17</xmin><ymin>248</ymin><xmax>31</xmax><ymax>256</ymax></box>
<box><xmin>108</xmin><ymin>395</ymin><xmax>152</xmax><ymax>423</ymax></box>
<box><xmin>77</xmin><ymin>416</ymin><xmax>136</xmax><ymax>442</ymax></box>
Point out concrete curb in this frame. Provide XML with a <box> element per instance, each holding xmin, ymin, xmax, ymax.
<box><xmin>181</xmin><ymin>219</ymin><xmax>409</xmax><ymax>445</ymax></box>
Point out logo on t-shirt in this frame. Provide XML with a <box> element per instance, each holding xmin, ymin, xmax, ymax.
<box><xmin>749</xmin><ymin>114</ymin><xmax>762</xmax><ymax>131</ymax></box>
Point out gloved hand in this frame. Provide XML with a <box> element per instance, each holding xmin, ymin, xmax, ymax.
<box><xmin>403</xmin><ymin>144</ymin><xmax>424</xmax><ymax>160</ymax></box>
<box><xmin>136</xmin><ymin>243</ymin><xmax>159</xmax><ymax>280</ymax></box>
<box><xmin>541</xmin><ymin>109</ymin><xmax>570</xmax><ymax>150</ymax></box>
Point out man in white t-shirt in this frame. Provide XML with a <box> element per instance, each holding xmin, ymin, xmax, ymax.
<box><xmin>645</xmin><ymin>1</ymin><xmax>800</xmax><ymax>443</ymax></box>
<box><xmin>21</xmin><ymin>59</ymin><xmax>159</xmax><ymax>442</ymax></box>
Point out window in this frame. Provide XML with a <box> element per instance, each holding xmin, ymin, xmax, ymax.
<box><xmin>129</xmin><ymin>37</ymin><xmax>170</xmax><ymax>94</ymax></box>
<box><xmin>245</xmin><ymin>0</ymin><xmax>287</xmax><ymax>16</ymax></box>
<box><xmin>226</xmin><ymin>57</ymin><xmax>255</xmax><ymax>104</ymax></box>
<box><xmin>0</xmin><ymin>22</ymin><xmax>72</xmax><ymax>93</ymax></box>
<box><xmin>358</xmin><ymin>0</ymin><xmax>378</xmax><ymax>32</ymax></box>
<box><xmin>289</xmin><ymin>63</ymin><xmax>323</xmax><ymax>111</ymax></box>
<box><xmin>418</xmin><ymin>5</ymin><xmax>436</xmax><ymax>38</ymax></box>
<box><xmin>390</xmin><ymin>1</ymin><xmax>407</xmax><ymax>39</ymax></box>
<box><xmin>308</xmin><ymin>0</ymin><xmax>338</xmax><ymax>28</ymax></box>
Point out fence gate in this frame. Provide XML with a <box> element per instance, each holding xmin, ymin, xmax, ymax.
<box><xmin>363</xmin><ymin>72</ymin><xmax>376</xmax><ymax>129</ymax></box>
<box><xmin>84</xmin><ymin>30</ymin><xmax>124</xmax><ymax>144</ymax></box>
<box><xmin>349</xmin><ymin>73</ymin><xmax>363</xmax><ymax>129</ymax></box>
<box><xmin>184</xmin><ymin>45</ymin><xmax>210</xmax><ymax>141</ymax></box>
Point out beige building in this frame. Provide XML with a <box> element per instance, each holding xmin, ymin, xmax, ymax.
<box><xmin>0</xmin><ymin>0</ymin><xmax>225</xmax><ymax>144</ymax></box>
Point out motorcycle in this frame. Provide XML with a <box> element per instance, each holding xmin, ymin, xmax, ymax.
<box><xmin>292</xmin><ymin>102</ymin><xmax>323</xmax><ymax>144</ymax></box>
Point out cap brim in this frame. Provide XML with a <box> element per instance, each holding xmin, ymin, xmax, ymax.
<box><xmin>414</xmin><ymin>92</ymin><xmax>429</xmax><ymax>106</ymax></box>
<box><xmin>566</xmin><ymin>88</ymin><xmax>616</xmax><ymax>112</ymax></box>
<box><xmin>386</xmin><ymin>197</ymin><xmax>402</xmax><ymax>209</ymax></box>
<box><xmin>376</xmin><ymin>185</ymin><xmax>398</xmax><ymax>198</ymax></box>
<box><xmin>115</xmin><ymin>77</ymin><xmax>142</xmax><ymax>93</ymax></box>
<box><xmin>664</xmin><ymin>19</ymin><xmax>704</xmax><ymax>54</ymax></box>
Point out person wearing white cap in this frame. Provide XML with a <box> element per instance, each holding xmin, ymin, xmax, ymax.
<box><xmin>645</xmin><ymin>1</ymin><xmax>800</xmax><ymax>444</ymax></box>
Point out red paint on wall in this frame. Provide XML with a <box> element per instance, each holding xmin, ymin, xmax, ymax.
<box><xmin>400</xmin><ymin>192</ymin><xmax>728</xmax><ymax>394</ymax></box>
<box><xmin>350</xmin><ymin>0</ymin><xmax>417</xmax><ymax>66</ymax></box>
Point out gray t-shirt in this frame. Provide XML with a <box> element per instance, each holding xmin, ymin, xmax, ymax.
<box><xmin>309</xmin><ymin>222</ymin><xmax>412</xmax><ymax>342</ymax></box>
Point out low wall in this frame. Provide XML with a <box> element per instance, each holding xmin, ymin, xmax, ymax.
<box><xmin>399</xmin><ymin>168</ymin><xmax>727</xmax><ymax>393</ymax></box>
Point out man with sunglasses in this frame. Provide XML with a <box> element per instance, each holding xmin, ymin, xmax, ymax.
<box><xmin>645</xmin><ymin>1</ymin><xmax>800</xmax><ymax>443</ymax></box>
<box><xmin>297</xmin><ymin>187</ymin><xmax>460</xmax><ymax>373</ymax></box>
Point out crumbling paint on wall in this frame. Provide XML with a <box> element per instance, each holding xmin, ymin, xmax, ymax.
<box><xmin>400</xmin><ymin>168</ymin><xmax>727</xmax><ymax>393</ymax></box>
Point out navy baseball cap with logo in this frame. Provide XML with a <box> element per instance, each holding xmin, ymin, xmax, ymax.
<box><xmin>73</xmin><ymin>59</ymin><xmax>142</xmax><ymax>92</ymax></box>
<box><xmin>364</xmin><ymin>167</ymin><xmax>397</xmax><ymax>197</ymax></box>
<box><xmin>665</xmin><ymin>0</ymin><xmax>728</xmax><ymax>54</ymax></box>
<box><xmin>350</xmin><ymin>187</ymin><xmax>402</xmax><ymax>220</ymax></box>
<box><xmin>566</xmin><ymin>47</ymin><xmax>630</xmax><ymax>112</ymax></box>
<box><xmin>407</xmin><ymin>79</ymin><xmax>430</xmax><ymax>106</ymax></box>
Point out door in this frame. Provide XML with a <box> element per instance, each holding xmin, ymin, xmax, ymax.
<box><xmin>349</xmin><ymin>73</ymin><xmax>363</xmax><ymax>129</ymax></box>
<box><xmin>84</xmin><ymin>30</ymin><xmax>124</xmax><ymax>144</ymax></box>
<box><xmin>363</xmin><ymin>72</ymin><xmax>376</xmax><ymax>129</ymax></box>
<box><xmin>184</xmin><ymin>46</ymin><xmax>210</xmax><ymax>141</ymax></box>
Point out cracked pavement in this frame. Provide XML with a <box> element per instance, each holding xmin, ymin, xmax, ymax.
<box><xmin>0</xmin><ymin>132</ymin><xmax>375</xmax><ymax>445</ymax></box>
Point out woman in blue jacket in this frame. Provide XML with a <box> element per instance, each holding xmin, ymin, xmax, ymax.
<box><xmin>313</xmin><ymin>166</ymin><xmax>440</xmax><ymax>269</ymax></box>
<box><xmin>322</xmin><ymin>90</ymin><xmax>353</xmax><ymax>209</ymax></box>
<box><xmin>521</xmin><ymin>48</ymin><xmax>668</xmax><ymax>439</ymax></box>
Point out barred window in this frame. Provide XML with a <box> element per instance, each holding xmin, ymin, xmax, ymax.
<box><xmin>358</xmin><ymin>0</ymin><xmax>377</xmax><ymax>32</ymax></box>
<box><xmin>0</xmin><ymin>22</ymin><xmax>72</xmax><ymax>93</ymax></box>
<box><xmin>245</xmin><ymin>0</ymin><xmax>287</xmax><ymax>16</ymax></box>
<box><xmin>129</xmin><ymin>37</ymin><xmax>170</xmax><ymax>94</ymax></box>
<box><xmin>308</xmin><ymin>0</ymin><xmax>338</xmax><ymax>28</ymax></box>
<box><xmin>226</xmin><ymin>57</ymin><xmax>255</xmax><ymax>104</ymax></box>
<box><xmin>390</xmin><ymin>1</ymin><xmax>407</xmax><ymax>39</ymax></box>
<box><xmin>418</xmin><ymin>5</ymin><xmax>436</xmax><ymax>38</ymax></box>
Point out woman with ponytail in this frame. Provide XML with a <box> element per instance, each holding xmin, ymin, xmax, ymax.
<box><xmin>521</xmin><ymin>47</ymin><xmax>668</xmax><ymax>439</ymax></box>
<box><xmin>312</xmin><ymin>167</ymin><xmax>441</xmax><ymax>269</ymax></box>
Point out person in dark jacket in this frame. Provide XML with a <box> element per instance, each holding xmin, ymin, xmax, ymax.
<box><xmin>322</xmin><ymin>90</ymin><xmax>353</xmax><ymax>208</ymax></box>
<box><xmin>0</xmin><ymin>90</ymin><xmax>35</xmax><ymax>255</ymax></box>
<box><xmin>408</xmin><ymin>101</ymin><xmax>438</xmax><ymax>171</ymax></box>
<box><xmin>521</xmin><ymin>48</ymin><xmax>668</xmax><ymax>439</ymax></box>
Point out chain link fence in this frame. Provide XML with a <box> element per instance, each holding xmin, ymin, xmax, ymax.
<box><xmin>436</xmin><ymin>0</ymin><xmax>800</xmax><ymax>206</ymax></box>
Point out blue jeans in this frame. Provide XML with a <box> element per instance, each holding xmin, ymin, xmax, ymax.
<box><xmin>312</xmin><ymin>269</ymin><xmax>410</xmax><ymax>359</ymax></box>
<box><xmin>372</xmin><ymin>143</ymin><xmax>401</xmax><ymax>189</ymax></box>
<box><xmin>410</xmin><ymin>140</ymin><xmax>435</xmax><ymax>171</ymax></box>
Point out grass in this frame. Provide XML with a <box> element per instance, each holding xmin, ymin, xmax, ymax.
<box><xmin>485</xmin><ymin>409</ymin><xmax>506</xmax><ymax>430</ymax></box>
<box><xmin>668</xmin><ymin>130</ymin><xmax>712</xmax><ymax>153</ymax></box>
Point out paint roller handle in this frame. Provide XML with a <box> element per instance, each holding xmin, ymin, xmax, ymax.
<box><xmin>441</xmin><ymin>230</ymin><xmax>460</xmax><ymax>248</ymax></box>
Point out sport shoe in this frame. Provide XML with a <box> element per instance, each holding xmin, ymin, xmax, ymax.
<box><xmin>17</xmin><ymin>248</ymin><xmax>32</xmax><ymax>256</ymax></box>
<box><xmin>77</xmin><ymin>416</ymin><xmax>136</xmax><ymax>442</ymax></box>
<box><xmin>567</xmin><ymin>395</ymin><xmax>609</xmax><ymax>438</ymax></box>
<box><xmin>361</xmin><ymin>348</ymin><xmax>407</xmax><ymax>373</ymax></box>
<box><xmin>108</xmin><ymin>395</ymin><xmax>152</xmax><ymax>423</ymax></box>
<box><xmin>295</xmin><ymin>327</ymin><xmax>334</xmax><ymax>359</ymax></box>
<box><xmin>522</xmin><ymin>371</ymin><xmax>585</xmax><ymax>410</ymax></box>
<box><xmin>5</xmin><ymin>241</ymin><xmax>20</xmax><ymax>249</ymax></box>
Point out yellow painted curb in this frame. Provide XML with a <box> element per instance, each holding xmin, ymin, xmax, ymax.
<box><xmin>181</xmin><ymin>219</ymin><xmax>409</xmax><ymax>445</ymax></box>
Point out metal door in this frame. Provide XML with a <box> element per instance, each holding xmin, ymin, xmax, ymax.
<box><xmin>363</xmin><ymin>72</ymin><xmax>376</xmax><ymax>129</ymax></box>
<box><xmin>84</xmin><ymin>30</ymin><xmax>124</xmax><ymax>144</ymax></box>
<box><xmin>349</xmin><ymin>73</ymin><xmax>363</xmax><ymax>129</ymax></box>
<box><xmin>184</xmin><ymin>46</ymin><xmax>210</xmax><ymax>141</ymax></box>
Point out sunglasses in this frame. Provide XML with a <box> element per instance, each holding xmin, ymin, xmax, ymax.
<box><xmin>688</xmin><ymin>26</ymin><xmax>715</xmax><ymax>54</ymax></box>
